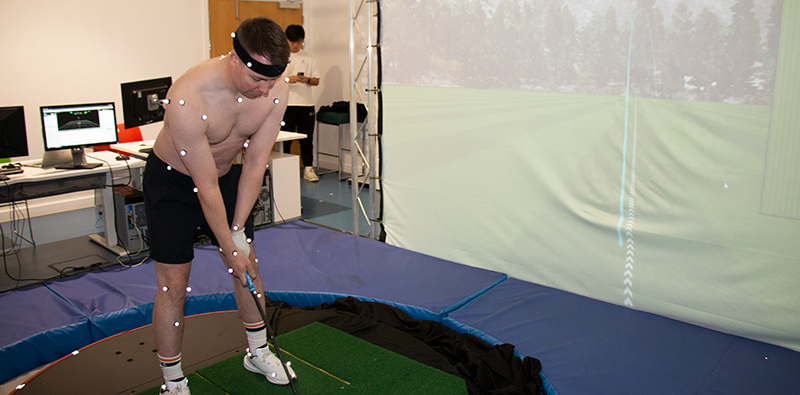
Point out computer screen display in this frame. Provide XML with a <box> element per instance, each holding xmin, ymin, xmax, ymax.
<box><xmin>0</xmin><ymin>106</ymin><xmax>29</xmax><ymax>159</ymax></box>
<box><xmin>121</xmin><ymin>77</ymin><xmax>172</xmax><ymax>129</ymax></box>
<box><xmin>40</xmin><ymin>102</ymin><xmax>118</xmax><ymax>151</ymax></box>
<box><xmin>40</xmin><ymin>102</ymin><xmax>118</xmax><ymax>169</ymax></box>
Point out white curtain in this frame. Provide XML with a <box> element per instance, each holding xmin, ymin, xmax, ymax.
<box><xmin>381</xmin><ymin>0</ymin><xmax>800</xmax><ymax>351</ymax></box>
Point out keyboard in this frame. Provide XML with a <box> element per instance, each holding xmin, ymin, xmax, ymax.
<box><xmin>0</xmin><ymin>166</ymin><xmax>23</xmax><ymax>175</ymax></box>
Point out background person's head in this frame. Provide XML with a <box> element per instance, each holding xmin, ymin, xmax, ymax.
<box><xmin>285</xmin><ymin>25</ymin><xmax>305</xmax><ymax>53</ymax></box>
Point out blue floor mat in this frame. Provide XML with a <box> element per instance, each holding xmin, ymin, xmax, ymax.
<box><xmin>3</xmin><ymin>221</ymin><xmax>799</xmax><ymax>395</ymax></box>
<box><xmin>445</xmin><ymin>277</ymin><xmax>800</xmax><ymax>395</ymax></box>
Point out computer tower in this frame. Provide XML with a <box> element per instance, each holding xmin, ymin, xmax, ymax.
<box><xmin>114</xmin><ymin>185</ymin><xmax>149</xmax><ymax>252</ymax></box>
<box><xmin>251</xmin><ymin>172</ymin><xmax>272</xmax><ymax>228</ymax></box>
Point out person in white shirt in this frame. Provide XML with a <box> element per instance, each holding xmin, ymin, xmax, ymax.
<box><xmin>281</xmin><ymin>25</ymin><xmax>321</xmax><ymax>181</ymax></box>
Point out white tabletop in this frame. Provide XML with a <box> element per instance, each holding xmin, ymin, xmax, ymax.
<box><xmin>7</xmin><ymin>150</ymin><xmax>145</xmax><ymax>185</ymax></box>
<box><xmin>110</xmin><ymin>131</ymin><xmax>307</xmax><ymax>157</ymax></box>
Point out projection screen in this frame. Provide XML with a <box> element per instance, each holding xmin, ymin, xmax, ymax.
<box><xmin>380</xmin><ymin>0</ymin><xmax>800</xmax><ymax>352</ymax></box>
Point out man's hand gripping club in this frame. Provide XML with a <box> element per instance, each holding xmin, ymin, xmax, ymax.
<box><xmin>224</xmin><ymin>228</ymin><xmax>256</xmax><ymax>287</ymax></box>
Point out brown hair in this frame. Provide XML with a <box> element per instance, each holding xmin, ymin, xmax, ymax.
<box><xmin>235</xmin><ymin>17</ymin><xmax>290</xmax><ymax>67</ymax></box>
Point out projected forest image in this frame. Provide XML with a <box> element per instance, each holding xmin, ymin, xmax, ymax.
<box><xmin>381</xmin><ymin>0</ymin><xmax>800</xmax><ymax>351</ymax></box>
<box><xmin>383</xmin><ymin>0</ymin><xmax>782</xmax><ymax>105</ymax></box>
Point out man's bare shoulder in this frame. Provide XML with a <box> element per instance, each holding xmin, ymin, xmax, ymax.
<box><xmin>168</xmin><ymin>57</ymin><xmax>230</xmax><ymax>101</ymax></box>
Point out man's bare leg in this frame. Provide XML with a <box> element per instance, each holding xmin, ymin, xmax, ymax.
<box><xmin>232</xmin><ymin>260</ymin><xmax>265</xmax><ymax>324</ymax></box>
<box><xmin>230</xmin><ymin>257</ymin><xmax>296</xmax><ymax>385</ymax></box>
<box><xmin>154</xmin><ymin>261</ymin><xmax>192</xmax><ymax>393</ymax></box>
<box><xmin>154</xmin><ymin>261</ymin><xmax>192</xmax><ymax>355</ymax></box>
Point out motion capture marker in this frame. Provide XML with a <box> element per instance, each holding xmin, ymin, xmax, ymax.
<box><xmin>255</xmin><ymin>258</ymin><xmax>259</xmax><ymax>263</ymax></box>
<box><xmin>256</xmin><ymin>293</ymin><xmax>262</xmax><ymax>299</ymax></box>
<box><xmin>273</xmin><ymin>98</ymin><xmax>280</xmax><ymax>105</ymax></box>
<box><xmin>232</xmin><ymin>250</ymin><xmax>239</xmax><ymax>257</ymax></box>
<box><xmin>186</xmin><ymin>286</ymin><xmax>192</xmax><ymax>293</ymax></box>
<box><xmin>286</xmin><ymin>361</ymin><xmax>292</xmax><ymax>367</ymax></box>
<box><xmin>15</xmin><ymin>385</ymin><xmax>25</xmax><ymax>390</ymax></box>
<box><xmin>180</xmin><ymin>150</ymin><xmax>187</xmax><ymax>156</ymax></box>
<box><xmin>284</xmin><ymin>77</ymin><xmax>290</xmax><ymax>83</ymax></box>
<box><xmin>71</xmin><ymin>350</ymin><xmax>80</xmax><ymax>356</ymax></box>
<box><xmin>280</xmin><ymin>121</ymin><xmax>286</xmax><ymax>127</ymax></box>
<box><xmin>228</xmin><ymin>268</ymin><xmax>234</xmax><ymax>274</ymax></box>
<box><xmin>231</xmin><ymin>32</ymin><xmax>236</xmax><ymax>38</ymax></box>
<box><xmin>166</xmin><ymin>165</ymin><xmax>172</xmax><ymax>171</ymax></box>
<box><xmin>246</xmin><ymin>238</ymin><xmax>252</xmax><ymax>244</ymax></box>
<box><xmin>247</xmin><ymin>61</ymin><xmax>253</xmax><ymax>68</ymax></box>
<box><xmin>193</xmin><ymin>187</ymin><xmax>199</xmax><ymax>193</ymax></box>
<box><xmin>233</xmin><ymin>224</ymin><xmax>240</xmax><ymax>231</ymax></box>
<box><xmin>174</xmin><ymin>321</ymin><xmax>180</xmax><ymax>327</ymax></box>
<box><xmin>162</xmin><ymin>286</ymin><xmax>169</xmax><ymax>292</ymax></box>
<box><xmin>161</xmin><ymin>384</ymin><xmax>167</xmax><ymax>391</ymax></box>
<box><xmin>219</xmin><ymin>247</ymin><xmax>223</xmax><ymax>252</ymax></box>
<box><xmin>162</xmin><ymin>99</ymin><xmax>171</xmax><ymax>105</ymax></box>
<box><xmin>201</xmin><ymin>114</ymin><xmax>208</xmax><ymax>121</ymax></box>
<box><xmin>243</xmin><ymin>142</ymin><xmax>249</xmax><ymax>148</ymax></box>
<box><xmin>271</xmin><ymin>372</ymin><xmax>277</xmax><ymax>378</ymax></box>
<box><xmin>237</xmin><ymin>97</ymin><xmax>244</xmax><ymax>103</ymax></box>
<box><xmin>179</xmin><ymin>100</ymin><xmax>185</xmax><ymax>106</ymax></box>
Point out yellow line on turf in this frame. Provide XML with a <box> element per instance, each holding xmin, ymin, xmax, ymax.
<box><xmin>194</xmin><ymin>372</ymin><xmax>233</xmax><ymax>395</ymax></box>
<box><xmin>270</xmin><ymin>342</ymin><xmax>351</xmax><ymax>386</ymax></box>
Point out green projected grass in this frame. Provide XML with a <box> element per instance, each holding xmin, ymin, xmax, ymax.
<box><xmin>383</xmin><ymin>83</ymin><xmax>800</xmax><ymax>351</ymax></box>
<box><xmin>138</xmin><ymin>322</ymin><xmax>466</xmax><ymax>395</ymax></box>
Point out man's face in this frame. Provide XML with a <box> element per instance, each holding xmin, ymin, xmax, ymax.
<box><xmin>288</xmin><ymin>39</ymin><xmax>303</xmax><ymax>53</ymax></box>
<box><xmin>231</xmin><ymin>53</ymin><xmax>280</xmax><ymax>99</ymax></box>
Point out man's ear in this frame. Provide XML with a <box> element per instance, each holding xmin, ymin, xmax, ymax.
<box><xmin>228</xmin><ymin>51</ymin><xmax>238</xmax><ymax>68</ymax></box>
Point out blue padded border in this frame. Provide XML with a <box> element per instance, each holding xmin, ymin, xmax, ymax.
<box><xmin>0</xmin><ymin>320</ymin><xmax>91</xmax><ymax>384</ymax></box>
<box><xmin>0</xmin><ymin>284</ymin><xmax>90</xmax><ymax>382</ymax></box>
<box><xmin>445</xmin><ymin>277</ymin><xmax>800</xmax><ymax>395</ymax></box>
<box><xmin>1</xmin><ymin>223</ymin><xmax>560</xmax><ymax>393</ymax></box>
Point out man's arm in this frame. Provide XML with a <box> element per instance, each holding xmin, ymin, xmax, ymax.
<box><xmin>162</xmin><ymin>88</ymin><xmax>253</xmax><ymax>285</ymax></box>
<box><xmin>231</xmin><ymin>85</ymin><xmax>288</xmax><ymax>232</ymax></box>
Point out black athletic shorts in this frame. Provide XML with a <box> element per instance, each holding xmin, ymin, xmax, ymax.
<box><xmin>142</xmin><ymin>153</ymin><xmax>254</xmax><ymax>264</ymax></box>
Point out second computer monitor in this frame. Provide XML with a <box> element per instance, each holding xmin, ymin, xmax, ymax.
<box><xmin>120</xmin><ymin>77</ymin><xmax>172</xmax><ymax>129</ymax></box>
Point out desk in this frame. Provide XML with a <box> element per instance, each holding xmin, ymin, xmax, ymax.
<box><xmin>111</xmin><ymin>131</ymin><xmax>307</xmax><ymax>160</ymax></box>
<box><xmin>2</xmin><ymin>151</ymin><xmax>146</xmax><ymax>255</ymax></box>
<box><xmin>111</xmin><ymin>132</ymin><xmax>306</xmax><ymax>227</ymax></box>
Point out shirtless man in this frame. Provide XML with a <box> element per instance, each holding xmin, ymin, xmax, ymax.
<box><xmin>142</xmin><ymin>17</ymin><xmax>295</xmax><ymax>395</ymax></box>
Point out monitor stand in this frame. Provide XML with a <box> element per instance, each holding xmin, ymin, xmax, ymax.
<box><xmin>55</xmin><ymin>147</ymin><xmax>102</xmax><ymax>170</ymax></box>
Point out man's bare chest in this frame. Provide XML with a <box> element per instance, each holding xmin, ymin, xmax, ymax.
<box><xmin>204</xmin><ymin>101</ymin><xmax>270</xmax><ymax>144</ymax></box>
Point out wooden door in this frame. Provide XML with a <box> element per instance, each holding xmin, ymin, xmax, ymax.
<box><xmin>208</xmin><ymin>0</ymin><xmax>303</xmax><ymax>58</ymax></box>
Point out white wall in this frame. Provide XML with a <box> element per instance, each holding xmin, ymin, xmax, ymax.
<box><xmin>305</xmin><ymin>0</ymin><xmax>354</xmax><ymax>171</ymax></box>
<box><xmin>0</xmin><ymin>0</ymin><xmax>209</xmax><ymax>243</ymax></box>
<box><xmin>0</xmin><ymin>0</ymin><xmax>353</xmax><ymax>244</ymax></box>
<box><xmin>0</xmin><ymin>0</ymin><xmax>210</xmax><ymax>155</ymax></box>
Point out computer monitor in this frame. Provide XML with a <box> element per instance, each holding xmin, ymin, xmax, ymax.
<box><xmin>40</xmin><ymin>102</ymin><xmax>119</xmax><ymax>169</ymax></box>
<box><xmin>0</xmin><ymin>106</ymin><xmax>29</xmax><ymax>160</ymax></box>
<box><xmin>120</xmin><ymin>77</ymin><xmax>172</xmax><ymax>129</ymax></box>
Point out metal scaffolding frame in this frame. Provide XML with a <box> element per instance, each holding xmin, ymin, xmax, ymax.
<box><xmin>349</xmin><ymin>0</ymin><xmax>380</xmax><ymax>239</ymax></box>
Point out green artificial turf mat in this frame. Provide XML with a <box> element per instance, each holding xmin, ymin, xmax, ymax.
<box><xmin>139</xmin><ymin>321</ymin><xmax>467</xmax><ymax>394</ymax></box>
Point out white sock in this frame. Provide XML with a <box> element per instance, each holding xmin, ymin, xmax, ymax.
<box><xmin>244</xmin><ymin>320</ymin><xmax>268</xmax><ymax>352</ymax></box>
<box><xmin>158</xmin><ymin>353</ymin><xmax>185</xmax><ymax>384</ymax></box>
